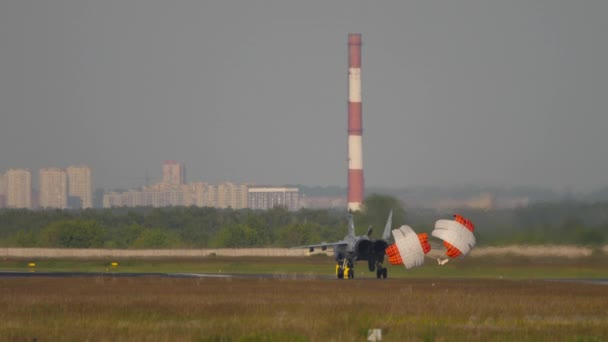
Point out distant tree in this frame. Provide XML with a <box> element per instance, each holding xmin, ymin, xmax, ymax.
<box><xmin>238</xmin><ymin>211</ymin><xmax>271</xmax><ymax>246</ymax></box>
<box><xmin>213</xmin><ymin>224</ymin><xmax>260</xmax><ymax>248</ymax></box>
<box><xmin>132</xmin><ymin>228</ymin><xmax>180</xmax><ymax>249</ymax></box>
<box><xmin>120</xmin><ymin>224</ymin><xmax>145</xmax><ymax>248</ymax></box>
<box><xmin>276</xmin><ymin>223</ymin><xmax>322</xmax><ymax>247</ymax></box>
<box><xmin>40</xmin><ymin>219</ymin><xmax>105</xmax><ymax>248</ymax></box>
<box><xmin>15</xmin><ymin>231</ymin><xmax>38</xmax><ymax>247</ymax></box>
<box><xmin>180</xmin><ymin>221</ymin><xmax>211</xmax><ymax>248</ymax></box>
<box><xmin>2</xmin><ymin>200</ymin><xmax>608</xmax><ymax>249</ymax></box>
<box><xmin>573</xmin><ymin>227</ymin><xmax>605</xmax><ymax>246</ymax></box>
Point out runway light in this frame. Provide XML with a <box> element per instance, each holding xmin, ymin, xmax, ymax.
<box><xmin>28</xmin><ymin>262</ymin><xmax>36</xmax><ymax>272</ymax></box>
<box><xmin>111</xmin><ymin>262</ymin><xmax>119</xmax><ymax>268</ymax></box>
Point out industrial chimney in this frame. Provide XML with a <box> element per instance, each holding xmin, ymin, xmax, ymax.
<box><xmin>347</xmin><ymin>33</ymin><xmax>364</xmax><ymax>212</ymax></box>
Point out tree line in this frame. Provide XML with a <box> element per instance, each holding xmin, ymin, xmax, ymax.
<box><xmin>0</xmin><ymin>195</ymin><xmax>606</xmax><ymax>249</ymax></box>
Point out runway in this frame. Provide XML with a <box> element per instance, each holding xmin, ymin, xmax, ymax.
<box><xmin>546</xmin><ymin>278</ymin><xmax>608</xmax><ymax>286</ymax></box>
<box><xmin>0</xmin><ymin>270</ymin><xmax>331</xmax><ymax>280</ymax></box>
<box><xmin>0</xmin><ymin>271</ymin><xmax>228</xmax><ymax>278</ymax></box>
<box><xmin>1</xmin><ymin>271</ymin><xmax>607</xmax><ymax>284</ymax></box>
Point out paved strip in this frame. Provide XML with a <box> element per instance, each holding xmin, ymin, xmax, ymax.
<box><xmin>0</xmin><ymin>271</ymin><xmax>333</xmax><ymax>280</ymax></box>
<box><xmin>545</xmin><ymin>278</ymin><xmax>608</xmax><ymax>285</ymax></box>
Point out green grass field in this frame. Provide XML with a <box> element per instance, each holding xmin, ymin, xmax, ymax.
<box><xmin>1</xmin><ymin>256</ymin><xmax>607</xmax><ymax>341</ymax></box>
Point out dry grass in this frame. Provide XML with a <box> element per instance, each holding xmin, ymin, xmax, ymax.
<box><xmin>0</xmin><ymin>276</ymin><xmax>607</xmax><ymax>341</ymax></box>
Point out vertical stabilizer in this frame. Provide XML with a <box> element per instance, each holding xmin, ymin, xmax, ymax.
<box><xmin>382</xmin><ymin>210</ymin><xmax>393</xmax><ymax>241</ymax></box>
<box><xmin>347</xmin><ymin>214</ymin><xmax>356</xmax><ymax>237</ymax></box>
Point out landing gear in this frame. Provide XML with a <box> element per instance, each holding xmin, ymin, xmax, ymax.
<box><xmin>376</xmin><ymin>267</ymin><xmax>387</xmax><ymax>279</ymax></box>
<box><xmin>336</xmin><ymin>258</ymin><xmax>355</xmax><ymax>279</ymax></box>
<box><xmin>375</xmin><ymin>261</ymin><xmax>388</xmax><ymax>279</ymax></box>
<box><xmin>336</xmin><ymin>266</ymin><xmax>344</xmax><ymax>279</ymax></box>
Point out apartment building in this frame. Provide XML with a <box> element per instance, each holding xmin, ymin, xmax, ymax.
<box><xmin>217</xmin><ymin>182</ymin><xmax>249</xmax><ymax>209</ymax></box>
<box><xmin>103</xmin><ymin>181</ymin><xmax>253</xmax><ymax>209</ymax></box>
<box><xmin>39</xmin><ymin>168</ymin><xmax>68</xmax><ymax>209</ymax></box>
<box><xmin>66</xmin><ymin>165</ymin><xmax>92</xmax><ymax>209</ymax></box>
<box><xmin>248</xmin><ymin>187</ymin><xmax>300</xmax><ymax>211</ymax></box>
<box><xmin>185</xmin><ymin>182</ymin><xmax>214</xmax><ymax>207</ymax></box>
<box><xmin>5</xmin><ymin>168</ymin><xmax>32</xmax><ymax>209</ymax></box>
<box><xmin>162</xmin><ymin>160</ymin><xmax>186</xmax><ymax>185</ymax></box>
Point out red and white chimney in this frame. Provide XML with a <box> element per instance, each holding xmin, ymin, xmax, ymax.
<box><xmin>347</xmin><ymin>33</ymin><xmax>364</xmax><ymax>212</ymax></box>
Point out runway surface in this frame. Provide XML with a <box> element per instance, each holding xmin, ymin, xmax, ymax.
<box><xmin>0</xmin><ymin>270</ymin><xmax>331</xmax><ymax>280</ymax></box>
<box><xmin>546</xmin><ymin>278</ymin><xmax>608</xmax><ymax>286</ymax></box>
<box><xmin>1</xmin><ymin>271</ymin><xmax>607</xmax><ymax>284</ymax></box>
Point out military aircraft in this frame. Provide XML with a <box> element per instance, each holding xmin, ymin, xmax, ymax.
<box><xmin>292</xmin><ymin>211</ymin><xmax>393</xmax><ymax>279</ymax></box>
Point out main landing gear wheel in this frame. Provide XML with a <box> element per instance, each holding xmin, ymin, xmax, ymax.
<box><xmin>376</xmin><ymin>267</ymin><xmax>388</xmax><ymax>279</ymax></box>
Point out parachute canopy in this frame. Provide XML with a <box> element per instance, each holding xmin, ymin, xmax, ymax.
<box><xmin>432</xmin><ymin>214</ymin><xmax>476</xmax><ymax>258</ymax></box>
<box><xmin>385</xmin><ymin>225</ymin><xmax>431</xmax><ymax>270</ymax></box>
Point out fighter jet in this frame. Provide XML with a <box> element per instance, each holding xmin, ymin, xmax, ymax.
<box><xmin>293</xmin><ymin>211</ymin><xmax>393</xmax><ymax>279</ymax></box>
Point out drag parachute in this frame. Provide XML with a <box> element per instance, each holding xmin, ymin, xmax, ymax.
<box><xmin>432</xmin><ymin>214</ymin><xmax>476</xmax><ymax>258</ymax></box>
<box><xmin>385</xmin><ymin>225</ymin><xmax>431</xmax><ymax>270</ymax></box>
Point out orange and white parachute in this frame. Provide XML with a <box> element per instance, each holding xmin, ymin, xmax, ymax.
<box><xmin>432</xmin><ymin>214</ymin><xmax>476</xmax><ymax>258</ymax></box>
<box><xmin>385</xmin><ymin>225</ymin><xmax>431</xmax><ymax>270</ymax></box>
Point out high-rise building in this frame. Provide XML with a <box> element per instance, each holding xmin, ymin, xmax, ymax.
<box><xmin>236</xmin><ymin>183</ymin><xmax>249</xmax><ymax>209</ymax></box>
<box><xmin>102</xmin><ymin>191</ymin><xmax>123</xmax><ymax>208</ymax></box>
<box><xmin>162</xmin><ymin>161</ymin><xmax>186</xmax><ymax>186</ymax></box>
<box><xmin>185</xmin><ymin>182</ymin><xmax>217</xmax><ymax>207</ymax></box>
<box><xmin>5</xmin><ymin>168</ymin><xmax>32</xmax><ymax>209</ymax></box>
<box><xmin>66</xmin><ymin>165</ymin><xmax>92</xmax><ymax>208</ymax></box>
<box><xmin>217</xmin><ymin>182</ymin><xmax>249</xmax><ymax>209</ymax></box>
<box><xmin>248</xmin><ymin>187</ymin><xmax>300</xmax><ymax>211</ymax></box>
<box><xmin>205</xmin><ymin>184</ymin><xmax>218</xmax><ymax>207</ymax></box>
<box><xmin>39</xmin><ymin>168</ymin><xmax>68</xmax><ymax>209</ymax></box>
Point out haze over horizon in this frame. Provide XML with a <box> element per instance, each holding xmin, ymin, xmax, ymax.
<box><xmin>1</xmin><ymin>1</ymin><xmax>607</xmax><ymax>192</ymax></box>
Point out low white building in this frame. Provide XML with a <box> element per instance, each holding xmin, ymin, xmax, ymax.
<box><xmin>248</xmin><ymin>187</ymin><xmax>300</xmax><ymax>211</ymax></box>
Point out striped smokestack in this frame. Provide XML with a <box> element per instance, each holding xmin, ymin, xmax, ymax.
<box><xmin>347</xmin><ymin>33</ymin><xmax>364</xmax><ymax>212</ymax></box>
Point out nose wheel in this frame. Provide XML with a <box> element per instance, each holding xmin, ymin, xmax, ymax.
<box><xmin>336</xmin><ymin>259</ymin><xmax>355</xmax><ymax>279</ymax></box>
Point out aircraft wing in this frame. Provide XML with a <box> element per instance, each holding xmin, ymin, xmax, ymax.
<box><xmin>291</xmin><ymin>241</ymin><xmax>348</xmax><ymax>251</ymax></box>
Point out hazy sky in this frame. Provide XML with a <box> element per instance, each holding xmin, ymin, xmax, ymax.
<box><xmin>1</xmin><ymin>1</ymin><xmax>607</xmax><ymax>191</ymax></box>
